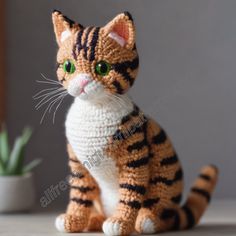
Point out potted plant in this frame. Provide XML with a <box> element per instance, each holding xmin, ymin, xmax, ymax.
<box><xmin>0</xmin><ymin>126</ymin><xmax>41</xmax><ymax>212</ymax></box>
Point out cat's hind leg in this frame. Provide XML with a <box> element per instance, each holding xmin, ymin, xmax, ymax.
<box><xmin>136</xmin><ymin>118</ymin><xmax>184</xmax><ymax>234</ymax></box>
<box><xmin>136</xmin><ymin>165</ymin><xmax>218</xmax><ymax>234</ymax></box>
<box><xmin>135</xmin><ymin>177</ymin><xmax>182</xmax><ymax>234</ymax></box>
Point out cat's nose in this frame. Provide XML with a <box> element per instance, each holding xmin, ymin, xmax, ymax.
<box><xmin>67</xmin><ymin>73</ymin><xmax>92</xmax><ymax>97</ymax></box>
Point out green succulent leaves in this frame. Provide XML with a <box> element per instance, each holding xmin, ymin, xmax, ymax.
<box><xmin>0</xmin><ymin>126</ymin><xmax>41</xmax><ymax>176</ymax></box>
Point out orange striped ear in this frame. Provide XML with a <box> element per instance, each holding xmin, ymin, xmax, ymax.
<box><xmin>103</xmin><ymin>12</ymin><xmax>135</xmax><ymax>50</ymax></box>
<box><xmin>52</xmin><ymin>10</ymin><xmax>82</xmax><ymax>46</ymax></box>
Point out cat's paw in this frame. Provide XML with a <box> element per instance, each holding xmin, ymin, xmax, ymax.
<box><xmin>55</xmin><ymin>213</ymin><xmax>88</xmax><ymax>233</ymax></box>
<box><xmin>139</xmin><ymin>217</ymin><xmax>156</xmax><ymax>234</ymax></box>
<box><xmin>102</xmin><ymin>217</ymin><xmax>133</xmax><ymax>236</ymax></box>
<box><xmin>135</xmin><ymin>210</ymin><xmax>157</xmax><ymax>234</ymax></box>
<box><xmin>55</xmin><ymin>214</ymin><xmax>66</xmax><ymax>232</ymax></box>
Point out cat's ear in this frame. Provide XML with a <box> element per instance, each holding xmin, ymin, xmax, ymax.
<box><xmin>52</xmin><ymin>10</ymin><xmax>82</xmax><ymax>46</ymax></box>
<box><xmin>103</xmin><ymin>12</ymin><xmax>136</xmax><ymax>50</ymax></box>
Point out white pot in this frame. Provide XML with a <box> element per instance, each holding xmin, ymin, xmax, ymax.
<box><xmin>0</xmin><ymin>173</ymin><xmax>35</xmax><ymax>213</ymax></box>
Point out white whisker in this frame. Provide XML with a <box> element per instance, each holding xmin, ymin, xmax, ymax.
<box><xmin>40</xmin><ymin>73</ymin><xmax>61</xmax><ymax>84</ymax></box>
<box><xmin>34</xmin><ymin>87</ymin><xmax>65</xmax><ymax>100</ymax></box>
<box><xmin>34</xmin><ymin>73</ymin><xmax>68</xmax><ymax>124</ymax></box>
<box><xmin>103</xmin><ymin>94</ymin><xmax>127</xmax><ymax>110</ymax></box>
<box><xmin>39</xmin><ymin>93</ymin><xmax>67</xmax><ymax>124</ymax></box>
<box><xmin>36</xmin><ymin>91</ymin><xmax>67</xmax><ymax>110</ymax></box>
<box><xmin>53</xmin><ymin>95</ymin><xmax>67</xmax><ymax>124</ymax></box>
<box><xmin>36</xmin><ymin>80</ymin><xmax>60</xmax><ymax>85</ymax></box>
<box><xmin>35</xmin><ymin>90</ymin><xmax>63</xmax><ymax>109</ymax></box>
<box><xmin>49</xmin><ymin>93</ymin><xmax>66</xmax><ymax>113</ymax></box>
<box><xmin>35</xmin><ymin>88</ymin><xmax>65</xmax><ymax>100</ymax></box>
<box><xmin>33</xmin><ymin>86</ymin><xmax>61</xmax><ymax>99</ymax></box>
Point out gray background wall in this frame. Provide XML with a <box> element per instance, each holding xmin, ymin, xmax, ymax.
<box><xmin>6</xmin><ymin>0</ymin><xmax>236</xmax><ymax>207</ymax></box>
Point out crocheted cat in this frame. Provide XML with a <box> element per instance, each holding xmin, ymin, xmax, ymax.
<box><xmin>52</xmin><ymin>10</ymin><xmax>218</xmax><ymax>235</ymax></box>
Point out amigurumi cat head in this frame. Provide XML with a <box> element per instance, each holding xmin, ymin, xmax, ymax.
<box><xmin>52</xmin><ymin>10</ymin><xmax>139</xmax><ymax>102</ymax></box>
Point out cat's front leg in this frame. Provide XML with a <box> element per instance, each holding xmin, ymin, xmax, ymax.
<box><xmin>103</xmin><ymin>153</ymin><xmax>149</xmax><ymax>235</ymax></box>
<box><xmin>55</xmin><ymin>144</ymin><xmax>100</xmax><ymax>233</ymax></box>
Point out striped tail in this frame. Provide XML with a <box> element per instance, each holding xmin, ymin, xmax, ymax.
<box><xmin>162</xmin><ymin>165</ymin><xmax>218</xmax><ymax>230</ymax></box>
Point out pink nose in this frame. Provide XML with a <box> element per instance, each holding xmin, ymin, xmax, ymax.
<box><xmin>79</xmin><ymin>80</ymin><xmax>89</xmax><ymax>88</ymax></box>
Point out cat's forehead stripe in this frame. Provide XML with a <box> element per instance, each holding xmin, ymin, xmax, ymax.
<box><xmin>72</xmin><ymin>27</ymin><xmax>100</xmax><ymax>61</ymax></box>
<box><xmin>75</xmin><ymin>28</ymin><xmax>84</xmax><ymax>56</ymax></box>
<box><xmin>89</xmin><ymin>27</ymin><xmax>100</xmax><ymax>62</ymax></box>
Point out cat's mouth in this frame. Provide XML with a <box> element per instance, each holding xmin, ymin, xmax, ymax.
<box><xmin>79</xmin><ymin>80</ymin><xmax>90</xmax><ymax>94</ymax></box>
<box><xmin>80</xmin><ymin>88</ymin><xmax>85</xmax><ymax>93</ymax></box>
<box><xmin>67</xmin><ymin>73</ymin><xmax>92</xmax><ymax>97</ymax></box>
<box><xmin>79</xmin><ymin>86</ymin><xmax>87</xmax><ymax>95</ymax></box>
<box><xmin>67</xmin><ymin>73</ymin><xmax>105</xmax><ymax>100</ymax></box>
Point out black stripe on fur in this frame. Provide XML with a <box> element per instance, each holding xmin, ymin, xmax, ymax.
<box><xmin>120</xmin><ymin>183</ymin><xmax>146</xmax><ymax>195</ymax></box>
<box><xmin>70</xmin><ymin>172</ymin><xmax>84</xmax><ymax>179</ymax></box>
<box><xmin>71</xmin><ymin>198</ymin><xmax>93</xmax><ymax>207</ymax></box>
<box><xmin>182</xmin><ymin>204</ymin><xmax>195</xmax><ymax>229</ymax></box>
<box><xmin>171</xmin><ymin>194</ymin><xmax>182</xmax><ymax>204</ymax></box>
<box><xmin>120</xmin><ymin>200</ymin><xmax>141</xmax><ymax>209</ymax></box>
<box><xmin>152</xmin><ymin>129</ymin><xmax>167</xmax><ymax>144</ymax></box>
<box><xmin>70</xmin><ymin>186</ymin><xmax>95</xmax><ymax>193</ymax></box>
<box><xmin>126</xmin><ymin>155</ymin><xmax>149</xmax><ymax>168</ymax></box>
<box><xmin>199</xmin><ymin>174</ymin><xmax>211</xmax><ymax>181</ymax></box>
<box><xmin>160</xmin><ymin>154</ymin><xmax>178</xmax><ymax>166</ymax></box>
<box><xmin>191</xmin><ymin>187</ymin><xmax>211</xmax><ymax>202</ymax></box>
<box><xmin>121</xmin><ymin>105</ymin><xmax>139</xmax><ymax>124</ymax></box>
<box><xmin>150</xmin><ymin>168</ymin><xmax>183</xmax><ymax>185</ymax></box>
<box><xmin>112</xmin><ymin>80</ymin><xmax>124</xmax><ymax>94</ymax></box>
<box><xmin>127</xmin><ymin>139</ymin><xmax>147</xmax><ymax>152</ymax></box>
<box><xmin>89</xmin><ymin>27</ymin><xmax>100</xmax><ymax>61</ymax></box>
<box><xmin>143</xmin><ymin>198</ymin><xmax>160</xmax><ymax>208</ymax></box>
<box><xmin>112</xmin><ymin>57</ymin><xmax>139</xmax><ymax>86</ymax></box>
<box><xmin>124</xmin><ymin>11</ymin><xmax>133</xmax><ymax>21</ymax></box>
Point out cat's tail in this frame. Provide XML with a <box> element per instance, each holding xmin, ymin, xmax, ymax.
<box><xmin>164</xmin><ymin>165</ymin><xmax>218</xmax><ymax>230</ymax></box>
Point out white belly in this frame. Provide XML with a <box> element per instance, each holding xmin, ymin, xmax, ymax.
<box><xmin>65</xmin><ymin>96</ymin><xmax>133</xmax><ymax>216</ymax></box>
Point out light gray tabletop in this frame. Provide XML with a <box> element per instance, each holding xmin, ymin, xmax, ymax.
<box><xmin>0</xmin><ymin>200</ymin><xmax>235</xmax><ymax>236</ymax></box>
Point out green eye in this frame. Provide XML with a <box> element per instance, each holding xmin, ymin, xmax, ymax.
<box><xmin>95</xmin><ymin>61</ymin><xmax>111</xmax><ymax>76</ymax></box>
<box><xmin>63</xmin><ymin>60</ymin><xmax>76</xmax><ymax>74</ymax></box>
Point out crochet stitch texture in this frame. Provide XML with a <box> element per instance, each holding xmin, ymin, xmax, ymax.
<box><xmin>52</xmin><ymin>10</ymin><xmax>218</xmax><ymax>235</ymax></box>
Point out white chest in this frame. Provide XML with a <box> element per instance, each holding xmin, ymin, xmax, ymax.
<box><xmin>65</xmin><ymin>96</ymin><xmax>133</xmax><ymax>216</ymax></box>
